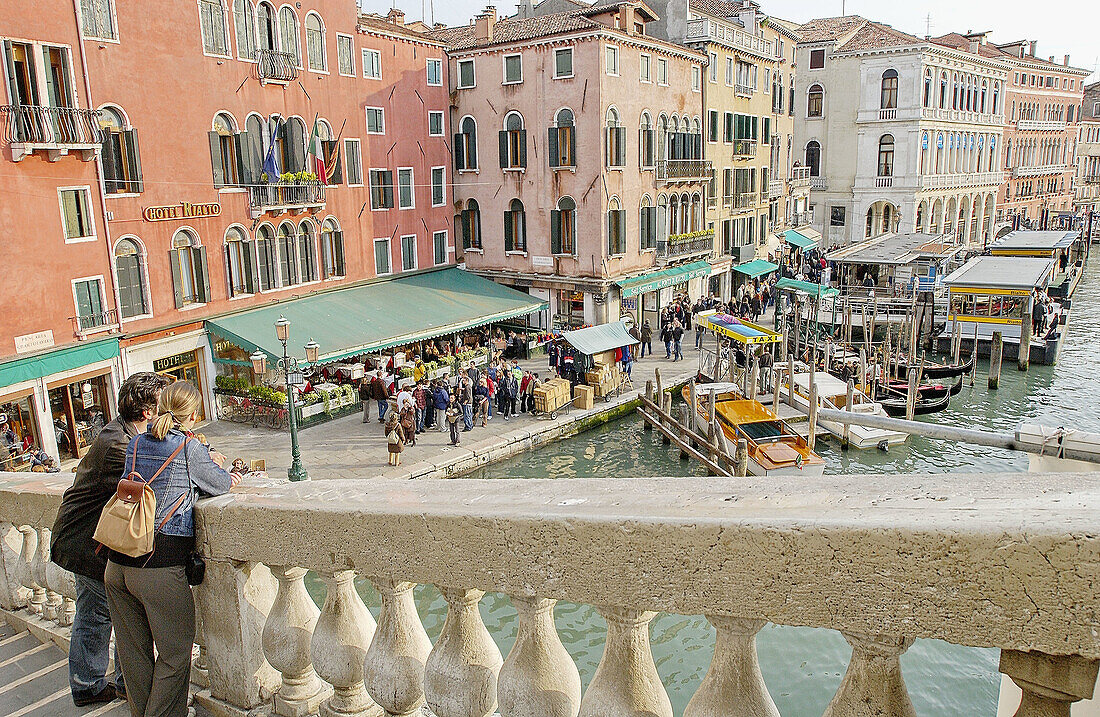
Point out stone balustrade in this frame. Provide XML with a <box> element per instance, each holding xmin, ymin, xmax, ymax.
<box><xmin>1</xmin><ymin>471</ymin><xmax>1099</xmax><ymax>717</ymax></box>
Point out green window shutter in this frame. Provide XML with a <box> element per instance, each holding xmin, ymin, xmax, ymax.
<box><xmin>196</xmin><ymin>246</ymin><xmax>211</xmax><ymax>303</ymax></box>
<box><xmin>243</xmin><ymin>241</ymin><xmax>256</xmax><ymax>293</ymax></box>
<box><xmin>461</xmin><ymin>210</ymin><xmax>472</xmax><ymax>249</ymax></box>
<box><xmin>125</xmin><ymin>130</ymin><xmax>144</xmax><ymax>192</ymax></box>
<box><xmin>751</xmin><ymin>115</ymin><xmax>759</xmax><ymax>139</ymax></box>
<box><xmin>235</xmin><ymin>131</ymin><xmax>250</xmax><ymax>184</ymax></box>
<box><xmin>616</xmin><ymin>127</ymin><xmax>626</xmax><ymax>166</ymax></box>
<box><xmin>288</xmin><ymin>121</ymin><xmax>306</xmax><ymax>172</ymax></box>
<box><xmin>498</xmin><ymin>130</ymin><xmax>509</xmax><ymax>168</ymax></box>
<box><xmin>101</xmin><ymin>133</ymin><xmax>120</xmax><ymax>192</ymax></box>
<box><xmin>640</xmin><ymin>207</ymin><xmax>648</xmax><ymax>249</ymax></box>
<box><xmin>550</xmin><ymin>210</ymin><xmax>562</xmax><ymax>254</ymax></box>
<box><xmin>518</xmin><ymin>210</ymin><xmax>526</xmax><ymax>251</ymax></box>
<box><xmin>209</xmin><ymin>130</ymin><xmax>225</xmax><ymax>187</ymax></box>
<box><xmin>334</xmin><ymin>231</ymin><xmax>345</xmax><ymax>275</ymax></box>
<box><xmin>518</xmin><ymin>130</ymin><xmax>527</xmax><ymax>168</ymax></box>
<box><xmin>504</xmin><ymin>210</ymin><xmax>514</xmax><ymax>251</ymax></box>
<box><xmin>384</xmin><ymin>172</ymin><xmax>394</xmax><ymax>208</ymax></box>
<box><xmin>454</xmin><ymin>133</ymin><xmax>464</xmax><ymax>169</ymax></box>
<box><xmin>169</xmin><ymin>250</ymin><xmax>184</xmax><ymax>308</ymax></box>
<box><xmin>548</xmin><ymin>127</ymin><xmax>559</xmax><ymax>168</ymax></box>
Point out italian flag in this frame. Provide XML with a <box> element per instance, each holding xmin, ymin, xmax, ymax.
<box><xmin>307</xmin><ymin>114</ymin><xmax>329</xmax><ymax>185</ymax></box>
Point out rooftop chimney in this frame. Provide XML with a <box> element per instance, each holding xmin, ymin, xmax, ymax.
<box><xmin>386</xmin><ymin>8</ymin><xmax>405</xmax><ymax>25</ymax></box>
<box><xmin>618</xmin><ymin>4</ymin><xmax>637</xmax><ymax>34</ymax></box>
<box><xmin>474</xmin><ymin>6</ymin><xmax>497</xmax><ymax>43</ymax></box>
<box><xmin>738</xmin><ymin>1</ymin><xmax>759</xmax><ymax>33</ymax></box>
<box><xmin>1029</xmin><ymin>40</ymin><xmax>1037</xmax><ymax>57</ymax></box>
<box><xmin>1064</xmin><ymin>54</ymin><xmax>1070</xmax><ymax>66</ymax></box>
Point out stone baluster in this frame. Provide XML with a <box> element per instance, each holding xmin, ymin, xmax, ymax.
<box><xmin>498</xmin><ymin>596</ymin><xmax>581</xmax><ymax>717</ymax></box>
<box><xmin>578</xmin><ymin>607</ymin><xmax>672</xmax><ymax>717</ymax></box>
<box><xmin>264</xmin><ymin>566</ymin><xmax>328</xmax><ymax>717</ymax></box>
<box><xmin>683</xmin><ymin>617</ymin><xmax>778</xmax><ymax>717</ymax></box>
<box><xmin>821</xmin><ymin>632</ymin><xmax>916</xmax><ymax>717</ymax></box>
<box><xmin>34</xmin><ymin>527</ymin><xmax>63</xmax><ymax>621</ymax></box>
<box><xmin>424</xmin><ymin>587</ymin><xmax>504</xmax><ymax>717</ymax></box>
<box><xmin>310</xmin><ymin>569</ymin><xmax>382</xmax><ymax>717</ymax></box>
<box><xmin>998</xmin><ymin>650</ymin><xmax>1099</xmax><ymax>717</ymax></box>
<box><xmin>192</xmin><ymin>608</ymin><xmax>209</xmax><ymax>689</ymax></box>
<box><xmin>44</xmin><ymin>557</ymin><xmax>77</xmax><ymax>627</ymax></box>
<box><xmin>363</xmin><ymin>579</ymin><xmax>432</xmax><ymax>717</ymax></box>
<box><xmin>0</xmin><ymin>521</ymin><xmax>30</xmax><ymax>610</ymax></box>
<box><xmin>18</xmin><ymin>526</ymin><xmax>45</xmax><ymax>615</ymax></box>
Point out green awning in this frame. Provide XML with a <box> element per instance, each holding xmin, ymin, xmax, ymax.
<box><xmin>616</xmin><ymin>261</ymin><xmax>711</xmax><ymax>298</ymax></box>
<box><xmin>205</xmin><ymin>268</ymin><xmax>547</xmax><ymax>363</ymax></box>
<box><xmin>783</xmin><ymin>229</ymin><xmax>818</xmax><ymax>251</ymax></box>
<box><xmin>562</xmin><ymin>321</ymin><xmax>638</xmax><ymax>356</ymax></box>
<box><xmin>733</xmin><ymin>259</ymin><xmax>779</xmax><ymax>278</ymax></box>
<box><xmin>0</xmin><ymin>337</ymin><xmax>119</xmax><ymax>389</ymax></box>
<box><xmin>775</xmin><ymin>277</ymin><xmax>839</xmax><ymax>298</ymax></box>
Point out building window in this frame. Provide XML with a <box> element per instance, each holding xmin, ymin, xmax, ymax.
<box><xmin>605</xmin><ymin>107</ymin><xmax>625</xmax><ymax>168</ymax></box>
<box><xmin>805</xmin><ymin>140</ymin><xmax>821</xmax><ymax>176</ymax></box>
<box><xmin>170</xmin><ymin>230</ymin><xmax>210</xmax><ymax>306</ymax></box>
<box><xmin>73</xmin><ymin>278</ymin><xmax>106</xmax><ymax>331</ymax></box>
<box><xmin>724</xmin><ymin>112</ymin><xmax>734</xmax><ymax>142</ymax></box>
<box><xmin>504</xmin><ymin>198</ymin><xmax>526</xmax><ymax>252</ymax></box>
<box><xmin>807</xmin><ymin>84</ymin><xmax>823</xmax><ymax>117</ymax></box>
<box><xmin>100</xmin><ymin>107</ymin><xmax>143</xmax><ymax>193</ymax></box>
<box><xmin>225</xmin><ymin>227</ymin><xmax>254</xmax><ymax>297</ymax></box>
<box><xmin>457</xmin><ymin>58</ymin><xmax>475</xmax><ymax>88</ymax></box>
<box><xmin>336</xmin><ymin>33</ymin><xmax>353</xmax><ymax>75</ymax></box>
<box><xmin>692</xmin><ymin>66</ymin><xmax>701</xmax><ymax>92</ymax></box>
<box><xmin>80</xmin><ymin>0</ymin><xmax>117</xmax><ymax>40</ymax></box>
<box><xmin>551</xmin><ymin>197</ymin><xmax>576</xmax><ymax>255</ymax></box>
<box><xmin>366</xmin><ymin>107</ymin><xmax>385</xmax><ymax>134</ymax></box>
<box><xmin>433</xmin><ymin>230</ymin><xmax>448</xmax><ymax>265</ymax></box>
<box><xmin>707</xmin><ymin>109</ymin><xmax>719</xmax><ymax>143</ymax></box>
<box><xmin>640</xmin><ymin>54</ymin><xmax>651</xmax><ymax>82</ymax></box>
<box><xmin>256</xmin><ymin>1</ymin><xmax>276</xmax><ymax>51</ymax></box>
<box><xmin>320</xmin><ymin>219</ymin><xmax>344</xmax><ymax>278</ymax></box>
<box><xmin>830</xmin><ymin>206</ymin><xmax>846</xmax><ymax>227</ymax></box>
<box><xmin>431</xmin><ymin>166</ymin><xmax>446</xmax><ymax>206</ymax></box>
<box><xmin>504</xmin><ymin>54</ymin><xmax>522</xmax><ymax>84</ymax></box>
<box><xmin>278</xmin><ymin>6</ymin><xmax>300</xmax><ymax>66</ymax></box>
<box><xmin>428</xmin><ymin>110</ymin><xmax>444</xmax><ymax>137</ymax></box>
<box><xmin>549</xmin><ymin>108</ymin><xmax>575</xmax><ymax>168</ymax></box>
<box><xmin>256</xmin><ymin>224</ymin><xmax>276</xmax><ymax>290</ymax></box>
<box><xmin>305</xmin><ymin>13</ymin><xmax>325</xmax><ymax>71</ymax></box>
<box><xmin>708</xmin><ymin>52</ymin><xmax>717</xmax><ymax>83</ymax></box>
<box><xmin>232</xmin><ymin>0</ymin><xmax>256</xmax><ymax>59</ymax></box>
<box><xmin>877</xmin><ymin>134</ymin><xmax>894</xmax><ymax>176</ymax></box>
<box><xmin>343</xmin><ymin>138</ymin><xmax>362</xmax><ymax>185</ymax></box>
<box><xmin>199</xmin><ymin>0</ymin><xmax>229</xmax><ymax>56</ymax></box>
<box><xmin>554</xmin><ymin>48</ymin><xmax>573</xmax><ymax>78</ymax></box>
<box><xmin>363</xmin><ymin>48</ymin><xmax>381</xmax><ymax>79</ymax></box>
<box><xmin>639</xmin><ymin>112</ymin><xmax>655</xmax><ymax>167</ymax></box>
<box><xmin>461</xmin><ymin>199</ymin><xmax>482</xmax><ymax>249</ymax></box>
<box><xmin>209</xmin><ymin>112</ymin><xmax>242</xmax><ymax>187</ymax></box>
<box><xmin>59</xmin><ymin>188</ymin><xmax>95</xmax><ymax>242</ymax></box>
<box><xmin>277</xmin><ymin>223</ymin><xmax>298</xmax><ymax>286</ymax></box>
<box><xmin>114</xmin><ymin>238</ymin><xmax>148</xmax><ymax>318</ymax></box>
<box><xmin>809</xmin><ymin>48</ymin><xmax>825</xmax><ymax>69</ymax></box>
<box><xmin>500</xmin><ymin>112</ymin><xmax>526</xmax><ymax>169</ymax></box>
<box><xmin>726</xmin><ymin>57</ymin><xmax>734</xmax><ymax>86</ymax></box>
<box><xmin>374</xmin><ymin>238</ymin><xmax>391</xmax><ymax>275</ymax></box>
<box><xmin>369</xmin><ymin>169</ymin><xmax>394</xmax><ymax>209</ymax></box>
<box><xmin>639</xmin><ymin>196</ymin><xmax>657</xmax><ymax>250</ymax></box>
<box><xmin>427</xmin><ymin>58</ymin><xmax>443</xmax><ymax>86</ymax></box>
<box><xmin>656</xmin><ymin>57</ymin><xmax>668</xmax><ymax>85</ymax></box>
<box><xmin>605</xmin><ymin>45</ymin><xmax>619</xmax><ymax>76</ymax></box>
<box><xmin>455</xmin><ymin>116</ymin><xmax>478</xmax><ymax>170</ymax></box>
<box><xmin>607</xmin><ymin>198</ymin><xmax>625</xmax><ymax>255</ymax></box>
<box><xmin>397</xmin><ymin>168</ymin><xmax>414</xmax><ymax>209</ymax></box>
<box><xmin>298</xmin><ymin>222</ymin><xmax>318</xmax><ymax>282</ymax></box>
<box><xmin>400</xmin><ymin>234</ymin><xmax>417</xmax><ymax>271</ymax></box>
<box><xmin>880</xmin><ymin>69</ymin><xmax>898</xmax><ymax>110</ymax></box>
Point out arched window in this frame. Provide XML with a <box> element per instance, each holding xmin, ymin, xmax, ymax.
<box><xmin>607</xmin><ymin>197</ymin><xmax>625</xmax><ymax>255</ymax></box>
<box><xmin>500</xmin><ymin>111</ymin><xmax>526</xmax><ymax>169</ymax></box>
<box><xmin>679</xmin><ymin>192</ymin><xmax>690</xmax><ymax>233</ymax></box>
<box><xmin>939</xmin><ymin>71</ymin><xmax>948</xmax><ymax>109</ymax></box>
<box><xmin>277</xmin><ymin>222</ymin><xmax>298</xmax><ymax>286</ymax></box>
<box><xmin>865</xmin><ymin>208</ymin><xmax>874</xmax><ymax>238</ymax></box>
<box><xmin>305</xmin><ymin>12</ymin><xmax>325</xmax><ymax>71</ymax></box>
<box><xmin>461</xmin><ymin>199</ymin><xmax>482</xmax><ymax>249</ymax></box>
<box><xmin>199</xmin><ymin>0</ymin><xmax>229</xmax><ymax>56</ymax></box>
<box><xmin>980</xmin><ymin>80</ymin><xmax>988</xmax><ymax>113</ymax></box>
<box><xmin>256</xmin><ymin>2</ymin><xmax>277</xmax><ymax>51</ymax></box>
<box><xmin>234</xmin><ymin>0</ymin><xmax>256</xmax><ymax>59</ymax></box>
<box><xmin>170</xmin><ymin>229</ymin><xmax>209</xmax><ymax>306</ymax></box>
<box><xmin>992</xmin><ymin>82</ymin><xmax>1000</xmax><ymax>115</ymax></box>
<box><xmin>639</xmin><ymin>111</ymin><xmax>655</xmax><ymax>167</ymax></box>
<box><xmin>549</xmin><ymin>108</ymin><xmax>575</xmax><ymax>168</ymax></box>
<box><xmin>606</xmin><ymin>106</ymin><xmax>624</xmax><ymax>167</ymax></box>
<box><xmin>639</xmin><ymin>195</ymin><xmax>656</xmax><ymax>250</ymax></box>
<box><xmin>923</xmin><ymin>69</ymin><xmax>932</xmax><ymax>107</ymax></box>
<box><xmin>456</xmin><ymin>116</ymin><xmax>477</xmax><ymax>170</ymax></box>
<box><xmin>225</xmin><ymin>226</ymin><xmax>254</xmax><ymax>297</ymax></box>
<box><xmin>805</xmin><ymin>140</ymin><xmax>821</xmax><ymax>176</ymax></box>
<box><xmin>100</xmin><ymin>106</ymin><xmax>143</xmax><ymax>194</ymax></box>
<box><xmin>278</xmin><ymin>6</ymin><xmax>300</xmax><ymax>66</ymax></box>
<box><xmin>552</xmin><ymin>197</ymin><xmax>576</xmax><ymax>255</ymax></box>
<box><xmin>882</xmin><ymin>204</ymin><xmax>893</xmax><ymax>234</ymax></box>
<box><xmin>320</xmin><ymin>218</ymin><xmax>345</xmax><ymax>278</ymax></box>
<box><xmin>114</xmin><ymin>238</ymin><xmax>148</xmax><ymax>318</ymax></box>
<box><xmin>256</xmin><ymin>224</ymin><xmax>277</xmax><ymax>290</ymax></box>
<box><xmin>880</xmin><ymin>69</ymin><xmax>898</xmax><ymax>109</ymax></box>
<box><xmin>245</xmin><ymin>113</ymin><xmax>265</xmax><ymax>180</ymax></box>
<box><xmin>657</xmin><ymin>114</ymin><xmax>669</xmax><ymax>161</ymax></box>
<box><xmin>505</xmin><ymin>198</ymin><xmax>526</xmax><ymax>252</ymax></box>
<box><xmin>298</xmin><ymin>221</ymin><xmax>318</xmax><ymax>282</ymax></box>
<box><xmin>668</xmin><ymin>193</ymin><xmax>680</xmax><ymax>235</ymax></box>
<box><xmin>807</xmin><ymin>84</ymin><xmax>823</xmax><ymax>117</ymax></box>
<box><xmin>877</xmin><ymin>134</ymin><xmax>894</xmax><ymax>177</ymax></box>
<box><xmin>276</xmin><ymin>116</ymin><xmax>306</xmax><ymax>174</ymax></box>
<box><xmin>690</xmin><ymin>192</ymin><xmax>702</xmax><ymax>232</ymax></box>
<box><xmin>210</xmin><ymin>112</ymin><xmax>241</xmax><ymax>187</ymax></box>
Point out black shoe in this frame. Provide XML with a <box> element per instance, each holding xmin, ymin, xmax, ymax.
<box><xmin>74</xmin><ymin>685</ymin><xmax>118</xmax><ymax>707</ymax></box>
<box><xmin>114</xmin><ymin>684</ymin><xmax>127</xmax><ymax>701</ymax></box>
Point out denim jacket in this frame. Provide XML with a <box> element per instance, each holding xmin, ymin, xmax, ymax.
<box><xmin>123</xmin><ymin>429</ymin><xmax>232</xmax><ymax>538</ymax></box>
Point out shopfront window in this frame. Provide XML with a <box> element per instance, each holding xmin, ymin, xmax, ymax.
<box><xmin>154</xmin><ymin>350</ymin><xmax>206</xmax><ymax>422</ymax></box>
<box><xmin>1</xmin><ymin>393</ymin><xmax>40</xmax><ymax>471</ymax></box>
<box><xmin>48</xmin><ymin>373</ymin><xmax>112</xmax><ymax>459</ymax></box>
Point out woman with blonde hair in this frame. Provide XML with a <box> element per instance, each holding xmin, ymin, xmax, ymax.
<box><xmin>104</xmin><ymin>381</ymin><xmax>235</xmax><ymax>717</ymax></box>
<box><xmin>384</xmin><ymin>410</ymin><xmax>405</xmax><ymax>466</ymax></box>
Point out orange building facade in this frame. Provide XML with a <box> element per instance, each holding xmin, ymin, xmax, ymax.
<box><xmin>0</xmin><ymin>1</ymin><xmax>451</xmax><ymax>463</ymax></box>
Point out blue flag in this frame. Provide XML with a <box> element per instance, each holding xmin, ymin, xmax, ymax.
<box><xmin>261</xmin><ymin>116</ymin><xmax>281</xmax><ymax>183</ymax></box>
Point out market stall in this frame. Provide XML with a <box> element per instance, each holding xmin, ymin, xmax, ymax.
<box><xmin>560</xmin><ymin>321</ymin><xmax>639</xmax><ymax>403</ymax></box>
<box><xmin>695</xmin><ymin>310</ymin><xmax>782</xmax><ymax>383</ymax></box>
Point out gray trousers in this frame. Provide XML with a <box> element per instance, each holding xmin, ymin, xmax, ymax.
<box><xmin>361</xmin><ymin>399</ymin><xmax>371</xmax><ymax>422</ymax></box>
<box><xmin>104</xmin><ymin>562</ymin><xmax>194</xmax><ymax>717</ymax></box>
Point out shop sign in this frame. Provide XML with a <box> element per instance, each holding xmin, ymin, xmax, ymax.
<box><xmin>154</xmin><ymin>350</ymin><xmax>196</xmax><ymax>372</ymax></box>
<box><xmin>81</xmin><ymin>384</ymin><xmax>94</xmax><ymax>409</ymax></box>
<box><xmin>287</xmin><ymin>371</ymin><xmax>304</xmax><ymax>386</ymax></box>
<box><xmin>14</xmin><ymin>330</ymin><xmax>55</xmax><ymax>354</ymax></box>
<box><xmin>142</xmin><ymin>202</ymin><xmax>221</xmax><ymax>222</ymax></box>
<box><xmin>531</xmin><ymin>256</ymin><xmax>554</xmax><ymax>267</ymax></box>
<box><xmin>621</xmin><ymin>298</ymin><xmax>638</xmax><ymax>311</ymax></box>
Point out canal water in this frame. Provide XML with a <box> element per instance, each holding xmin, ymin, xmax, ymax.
<box><xmin>310</xmin><ymin>258</ymin><xmax>1099</xmax><ymax>715</ymax></box>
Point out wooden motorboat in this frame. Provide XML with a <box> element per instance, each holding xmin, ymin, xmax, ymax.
<box><xmin>783</xmin><ymin>373</ymin><xmax>907</xmax><ymax>449</ymax></box>
<box><xmin>685</xmin><ymin>385</ymin><xmax>825</xmax><ymax>476</ymax></box>
<box><xmin>878</xmin><ymin>391</ymin><xmax>951</xmax><ymax>417</ymax></box>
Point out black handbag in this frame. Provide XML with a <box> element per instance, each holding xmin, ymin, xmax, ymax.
<box><xmin>185</xmin><ymin>551</ymin><xmax>206</xmax><ymax>585</ymax></box>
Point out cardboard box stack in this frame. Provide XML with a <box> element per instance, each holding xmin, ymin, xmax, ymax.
<box><xmin>533</xmin><ymin>377</ymin><xmax>572</xmax><ymax>414</ymax></box>
<box><xmin>573</xmin><ymin>384</ymin><xmax>595</xmax><ymax>410</ymax></box>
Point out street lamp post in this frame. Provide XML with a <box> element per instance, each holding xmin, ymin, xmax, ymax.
<box><xmin>250</xmin><ymin>317</ymin><xmax>319</xmax><ymax>482</ymax></box>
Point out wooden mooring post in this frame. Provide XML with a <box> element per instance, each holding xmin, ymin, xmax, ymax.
<box><xmin>661</xmin><ymin>392</ymin><xmax>673</xmax><ymax>444</ymax></box>
<box><xmin>636</xmin><ymin>394</ymin><xmax>733</xmax><ymax>477</ymax></box>
<box><xmin>807</xmin><ymin>375</ymin><xmax>819</xmax><ymax>452</ymax></box>
<box><xmin>905</xmin><ymin>367</ymin><xmax>918</xmax><ymax>421</ymax></box>
<box><xmin>734</xmin><ymin>439</ymin><xmax>748</xmax><ymax>477</ymax></box>
<box><xmin>677</xmin><ymin>405</ymin><xmax>691</xmax><ymax>459</ymax></box>
<box><xmin>1019</xmin><ymin>297</ymin><xmax>1032</xmax><ymax>372</ymax></box>
<box><xmin>843</xmin><ymin>379</ymin><xmax>854</xmax><ymax>450</ymax></box>
<box><xmin>970</xmin><ymin>323</ymin><xmax>979</xmax><ymax>387</ymax></box>
<box><xmin>643</xmin><ymin>380</ymin><xmax>654</xmax><ymax>430</ymax></box>
<box><xmin>989</xmin><ymin>330</ymin><xmax>1003</xmax><ymax>390</ymax></box>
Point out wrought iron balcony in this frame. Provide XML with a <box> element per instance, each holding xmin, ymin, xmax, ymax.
<box><xmin>655</xmin><ymin>159</ymin><xmax>713</xmax><ymax>182</ymax></box>
<box><xmin>255</xmin><ymin>49</ymin><xmax>299</xmax><ymax>83</ymax></box>
<box><xmin>733</xmin><ymin>139</ymin><xmax>757</xmax><ymax>159</ymax></box>
<box><xmin>247</xmin><ymin>182</ymin><xmax>326</xmax><ymax>218</ymax></box>
<box><xmin>70</xmin><ymin>308</ymin><xmax>118</xmax><ymax>336</ymax></box>
<box><xmin>732</xmin><ymin>192</ymin><xmax>758</xmax><ymax>210</ymax></box>
<box><xmin>657</xmin><ymin>230</ymin><xmax>714</xmax><ymax>261</ymax></box>
<box><xmin>1</xmin><ymin>105</ymin><xmax>104</xmax><ymax>162</ymax></box>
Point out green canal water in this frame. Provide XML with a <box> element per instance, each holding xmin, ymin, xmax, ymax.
<box><xmin>310</xmin><ymin>258</ymin><xmax>1100</xmax><ymax>715</ymax></box>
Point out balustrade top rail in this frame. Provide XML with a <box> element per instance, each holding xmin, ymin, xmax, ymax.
<box><xmin>0</xmin><ymin>104</ymin><xmax>104</xmax><ymax>145</ymax></box>
<box><xmin>655</xmin><ymin>159</ymin><xmax>713</xmax><ymax>181</ymax></box>
<box><xmin>684</xmin><ymin>18</ymin><xmax>775</xmax><ymax>57</ymax></box>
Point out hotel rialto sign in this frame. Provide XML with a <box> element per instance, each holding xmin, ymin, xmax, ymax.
<box><xmin>142</xmin><ymin>201</ymin><xmax>221</xmax><ymax>222</ymax></box>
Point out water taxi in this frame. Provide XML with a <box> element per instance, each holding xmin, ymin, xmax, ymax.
<box><xmin>781</xmin><ymin>372</ymin><xmax>907</xmax><ymax>449</ymax></box>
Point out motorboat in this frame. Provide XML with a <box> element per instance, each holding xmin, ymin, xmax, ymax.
<box><xmin>781</xmin><ymin>373</ymin><xmax>907</xmax><ymax>449</ymax></box>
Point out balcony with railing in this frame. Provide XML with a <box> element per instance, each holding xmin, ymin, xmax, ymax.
<box><xmin>732</xmin><ymin>139</ymin><xmax>757</xmax><ymax>159</ymax></box>
<box><xmin>875</xmin><ymin>176</ymin><xmax>894</xmax><ymax>188</ymax></box>
<box><xmin>655</xmin><ymin>159</ymin><xmax>713</xmax><ymax>183</ymax></box>
<box><xmin>920</xmin><ymin>107</ymin><xmax>1004</xmax><ymax>125</ymax></box>
<box><xmin>810</xmin><ymin>176</ymin><xmax>828</xmax><ymax>191</ymax></box>
<box><xmin>255</xmin><ymin>49</ymin><xmax>300</xmax><ymax>83</ymax></box>
<box><xmin>247</xmin><ymin>181</ymin><xmax>326</xmax><ymax>218</ymax></box>
<box><xmin>729</xmin><ymin>192</ymin><xmax>758</xmax><ymax>210</ymax></box>
<box><xmin>1016</xmin><ymin>119</ymin><xmax>1065</xmax><ymax>131</ymax></box>
<box><xmin>69</xmin><ymin>308</ymin><xmax>119</xmax><ymax>337</ymax></box>
<box><xmin>1013</xmin><ymin>164</ymin><xmax>1068</xmax><ymax>178</ymax></box>
<box><xmin>768</xmin><ymin>179</ymin><xmax>784</xmax><ymax>198</ymax></box>
<box><xmin>0</xmin><ymin>105</ymin><xmax>104</xmax><ymax>162</ymax></box>
<box><xmin>734</xmin><ymin>82</ymin><xmax>754</xmax><ymax>97</ymax></box>
<box><xmin>657</xmin><ymin>230</ymin><xmax>714</xmax><ymax>261</ymax></box>
<box><xmin>683</xmin><ymin>18</ymin><xmax>775</xmax><ymax>58</ymax></box>
<box><xmin>790</xmin><ymin>165</ymin><xmax>812</xmax><ymax>189</ymax></box>
<box><xmin>919</xmin><ymin>172</ymin><xmax>1003</xmax><ymax>190</ymax></box>
<box><xmin>3</xmin><ymin>470</ymin><xmax>1098</xmax><ymax>717</ymax></box>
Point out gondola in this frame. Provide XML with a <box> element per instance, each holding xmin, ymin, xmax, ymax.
<box><xmin>891</xmin><ymin>351</ymin><xmax>975</xmax><ymax>380</ymax></box>
<box><xmin>878</xmin><ymin>391</ymin><xmax>951</xmax><ymax>417</ymax></box>
<box><xmin>877</xmin><ymin>376</ymin><xmax>963</xmax><ymax>401</ymax></box>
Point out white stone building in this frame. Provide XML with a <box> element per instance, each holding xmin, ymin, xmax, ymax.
<box><xmin>792</xmin><ymin>16</ymin><xmax>1009</xmax><ymax>247</ymax></box>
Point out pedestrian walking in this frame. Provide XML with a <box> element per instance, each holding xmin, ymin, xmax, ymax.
<box><xmin>497</xmin><ymin>370</ymin><xmax>512</xmax><ymax>420</ymax></box>
<box><xmin>359</xmin><ymin>378</ymin><xmax>371</xmax><ymax>423</ymax></box>
<box><xmin>507</xmin><ymin>369</ymin><xmax>520</xmax><ymax>417</ymax></box>
<box><xmin>671</xmin><ymin>321</ymin><xmax>685</xmax><ymax>361</ymax></box>
<box><xmin>385</xmin><ymin>412</ymin><xmax>405</xmax><ymax>465</ymax></box>
<box><xmin>413</xmin><ymin>382</ymin><xmax>428</xmax><ymax>433</ymax></box>
<box><xmin>694</xmin><ymin>314</ymin><xmax>704</xmax><ymax>349</ymax></box>
<box><xmin>661</xmin><ymin>322</ymin><xmax>673</xmax><ymax>359</ymax></box>
<box><xmin>433</xmin><ymin>382</ymin><xmax>449</xmax><ymax>432</ymax></box>
<box><xmin>446</xmin><ymin>397</ymin><xmax>461</xmax><ymax>445</ymax></box>
<box><xmin>475</xmin><ymin>379</ymin><xmax>490</xmax><ymax>426</ymax></box>
<box><xmin>460</xmin><ymin>376</ymin><xmax>474</xmax><ymax>431</ymax></box>
<box><xmin>370</xmin><ymin>370</ymin><xmax>388</xmax><ymax>422</ymax></box>
<box><xmin>399</xmin><ymin>399</ymin><xmax>416</xmax><ymax>447</ymax></box>
<box><xmin>640</xmin><ymin>320</ymin><xmax>653</xmax><ymax>358</ymax></box>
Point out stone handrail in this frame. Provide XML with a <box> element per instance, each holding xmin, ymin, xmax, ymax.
<box><xmin>2</xmin><ymin>471</ymin><xmax>1099</xmax><ymax>716</ymax></box>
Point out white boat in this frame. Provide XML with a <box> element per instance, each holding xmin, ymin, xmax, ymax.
<box><xmin>782</xmin><ymin>372</ymin><xmax>907</xmax><ymax>449</ymax></box>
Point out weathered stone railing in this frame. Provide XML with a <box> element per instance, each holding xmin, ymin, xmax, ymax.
<box><xmin>2</xmin><ymin>471</ymin><xmax>1099</xmax><ymax>716</ymax></box>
